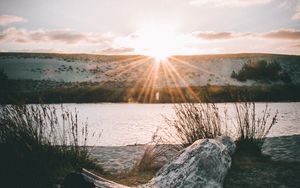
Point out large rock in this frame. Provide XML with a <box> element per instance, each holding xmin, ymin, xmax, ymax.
<box><xmin>64</xmin><ymin>136</ymin><xmax>235</xmax><ymax>188</ymax></box>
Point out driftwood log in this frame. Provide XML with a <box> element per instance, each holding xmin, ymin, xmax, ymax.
<box><xmin>64</xmin><ymin>168</ymin><xmax>129</xmax><ymax>188</ymax></box>
<box><xmin>64</xmin><ymin>136</ymin><xmax>235</xmax><ymax>188</ymax></box>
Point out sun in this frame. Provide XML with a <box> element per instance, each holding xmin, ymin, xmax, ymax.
<box><xmin>130</xmin><ymin>23</ymin><xmax>179</xmax><ymax>61</ymax></box>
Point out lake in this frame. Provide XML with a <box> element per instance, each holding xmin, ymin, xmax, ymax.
<box><xmin>51</xmin><ymin>102</ymin><xmax>300</xmax><ymax>146</ymax></box>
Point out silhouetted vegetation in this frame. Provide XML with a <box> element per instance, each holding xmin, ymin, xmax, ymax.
<box><xmin>0</xmin><ymin>104</ymin><xmax>102</xmax><ymax>188</ymax></box>
<box><xmin>231</xmin><ymin>60</ymin><xmax>292</xmax><ymax>83</ymax></box>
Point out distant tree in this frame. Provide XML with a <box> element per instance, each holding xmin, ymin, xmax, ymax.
<box><xmin>266</xmin><ymin>61</ymin><xmax>282</xmax><ymax>81</ymax></box>
<box><xmin>231</xmin><ymin>60</ymin><xmax>292</xmax><ymax>83</ymax></box>
<box><xmin>231</xmin><ymin>70</ymin><xmax>237</xmax><ymax>78</ymax></box>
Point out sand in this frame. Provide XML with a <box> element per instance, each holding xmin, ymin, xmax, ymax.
<box><xmin>89</xmin><ymin>145</ymin><xmax>147</xmax><ymax>174</ymax></box>
<box><xmin>89</xmin><ymin>135</ymin><xmax>300</xmax><ymax>174</ymax></box>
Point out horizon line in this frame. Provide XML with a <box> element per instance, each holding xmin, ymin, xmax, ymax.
<box><xmin>1</xmin><ymin>51</ymin><xmax>300</xmax><ymax>57</ymax></box>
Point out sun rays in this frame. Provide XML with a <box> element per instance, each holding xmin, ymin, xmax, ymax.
<box><xmin>100</xmin><ymin>54</ymin><xmax>226</xmax><ymax>103</ymax></box>
<box><xmin>109</xmin><ymin>23</ymin><xmax>241</xmax><ymax>96</ymax></box>
<box><xmin>123</xmin><ymin>23</ymin><xmax>187</xmax><ymax>61</ymax></box>
<box><xmin>108</xmin><ymin>23</ymin><xmax>220</xmax><ymax>102</ymax></box>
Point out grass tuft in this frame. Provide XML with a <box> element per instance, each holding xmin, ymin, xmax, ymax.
<box><xmin>134</xmin><ymin>133</ymin><xmax>170</xmax><ymax>173</ymax></box>
<box><xmin>0</xmin><ymin>104</ymin><xmax>102</xmax><ymax>188</ymax></box>
<box><xmin>164</xmin><ymin>103</ymin><xmax>225</xmax><ymax>149</ymax></box>
<box><xmin>234</xmin><ymin>102</ymin><xmax>278</xmax><ymax>153</ymax></box>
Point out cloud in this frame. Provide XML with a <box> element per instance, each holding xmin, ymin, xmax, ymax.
<box><xmin>289</xmin><ymin>44</ymin><xmax>300</xmax><ymax>48</ymax></box>
<box><xmin>262</xmin><ymin>29</ymin><xmax>300</xmax><ymax>40</ymax></box>
<box><xmin>192</xmin><ymin>29</ymin><xmax>300</xmax><ymax>41</ymax></box>
<box><xmin>11</xmin><ymin>48</ymin><xmax>68</xmax><ymax>53</ymax></box>
<box><xmin>100</xmin><ymin>47</ymin><xmax>134</xmax><ymax>54</ymax></box>
<box><xmin>189</xmin><ymin>0</ymin><xmax>272</xmax><ymax>7</ymax></box>
<box><xmin>292</xmin><ymin>5</ymin><xmax>300</xmax><ymax>20</ymax></box>
<box><xmin>0</xmin><ymin>15</ymin><xmax>26</xmax><ymax>26</ymax></box>
<box><xmin>193</xmin><ymin>31</ymin><xmax>233</xmax><ymax>40</ymax></box>
<box><xmin>293</xmin><ymin>11</ymin><xmax>300</xmax><ymax>20</ymax></box>
<box><xmin>192</xmin><ymin>31</ymin><xmax>253</xmax><ymax>40</ymax></box>
<box><xmin>0</xmin><ymin>27</ymin><xmax>113</xmax><ymax>44</ymax></box>
<box><xmin>1</xmin><ymin>27</ymin><xmax>300</xmax><ymax>55</ymax></box>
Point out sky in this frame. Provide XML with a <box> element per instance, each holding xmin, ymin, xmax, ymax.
<box><xmin>0</xmin><ymin>0</ymin><xmax>300</xmax><ymax>56</ymax></box>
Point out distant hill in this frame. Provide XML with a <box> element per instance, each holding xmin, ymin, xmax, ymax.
<box><xmin>0</xmin><ymin>52</ymin><xmax>300</xmax><ymax>103</ymax></box>
<box><xmin>0</xmin><ymin>52</ymin><xmax>299</xmax><ymax>88</ymax></box>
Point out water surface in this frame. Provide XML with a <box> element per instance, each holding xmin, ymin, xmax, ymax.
<box><xmin>56</xmin><ymin>102</ymin><xmax>300</xmax><ymax>146</ymax></box>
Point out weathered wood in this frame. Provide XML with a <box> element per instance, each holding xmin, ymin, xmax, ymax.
<box><xmin>64</xmin><ymin>168</ymin><xmax>129</xmax><ymax>188</ymax></box>
<box><xmin>64</xmin><ymin>136</ymin><xmax>235</xmax><ymax>188</ymax></box>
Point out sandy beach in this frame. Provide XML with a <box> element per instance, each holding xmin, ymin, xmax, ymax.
<box><xmin>90</xmin><ymin>134</ymin><xmax>300</xmax><ymax>175</ymax></box>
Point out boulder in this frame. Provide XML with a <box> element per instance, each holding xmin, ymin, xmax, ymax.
<box><xmin>64</xmin><ymin>136</ymin><xmax>235</xmax><ymax>188</ymax></box>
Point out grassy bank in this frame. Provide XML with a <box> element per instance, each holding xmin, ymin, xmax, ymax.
<box><xmin>1</xmin><ymin>80</ymin><xmax>300</xmax><ymax>104</ymax></box>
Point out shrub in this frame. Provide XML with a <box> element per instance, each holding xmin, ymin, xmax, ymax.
<box><xmin>234</xmin><ymin>102</ymin><xmax>278</xmax><ymax>153</ymax></box>
<box><xmin>0</xmin><ymin>104</ymin><xmax>101</xmax><ymax>188</ymax></box>
<box><xmin>231</xmin><ymin>60</ymin><xmax>291</xmax><ymax>83</ymax></box>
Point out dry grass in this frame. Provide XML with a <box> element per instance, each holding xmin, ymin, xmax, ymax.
<box><xmin>164</xmin><ymin>103</ymin><xmax>225</xmax><ymax>149</ymax></box>
<box><xmin>111</xmin><ymin>132</ymin><xmax>172</xmax><ymax>186</ymax></box>
<box><xmin>102</xmin><ymin>144</ymin><xmax>161</xmax><ymax>186</ymax></box>
<box><xmin>134</xmin><ymin>133</ymin><xmax>171</xmax><ymax>172</ymax></box>
<box><xmin>234</xmin><ymin>102</ymin><xmax>278</xmax><ymax>152</ymax></box>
